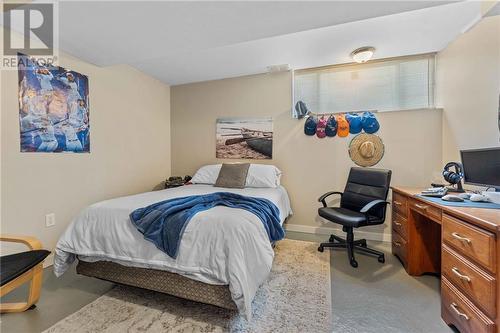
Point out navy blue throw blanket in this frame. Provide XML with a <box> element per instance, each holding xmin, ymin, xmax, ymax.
<box><xmin>130</xmin><ymin>192</ymin><xmax>284</xmax><ymax>258</ymax></box>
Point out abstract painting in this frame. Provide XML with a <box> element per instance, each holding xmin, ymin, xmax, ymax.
<box><xmin>18</xmin><ymin>53</ymin><xmax>90</xmax><ymax>153</ymax></box>
<box><xmin>216</xmin><ymin>117</ymin><xmax>273</xmax><ymax>159</ymax></box>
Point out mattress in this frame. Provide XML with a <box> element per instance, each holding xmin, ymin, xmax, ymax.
<box><xmin>53</xmin><ymin>184</ymin><xmax>292</xmax><ymax>318</ymax></box>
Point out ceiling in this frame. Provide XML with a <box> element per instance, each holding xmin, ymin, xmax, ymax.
<box><xmin>4</xmin><ymin>1</ymin><xmax>483</xmax><ymax>85</ymax></box>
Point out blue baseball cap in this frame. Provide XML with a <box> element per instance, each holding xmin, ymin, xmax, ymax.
<box><xmin>294</xmin><ymin>100</ymin><xmax>309</xmax><ymax>119</ymax></box>
<box><xmin>345</xmin><ymin>113</ymin><xmax>362</xmax><ymax>134</ymax></box>
<box><xmin>361</xmin><ymin>111</ymin><xmax>380</xmax><ymax>134</ymax></box>
<box><xmin>304</xmin><ymin>116</ymin><xmax>318</xmax><ymax>136</ymax></box>
<box><xmin>325</xmin><ymin>115</ymin><xmax>337</xmax><ymax>137</ymax></box>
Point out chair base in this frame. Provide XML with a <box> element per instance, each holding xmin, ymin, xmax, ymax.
<box><xmin>318</xmin><ymin>232</ymin><xmax>385</xmax><ymax>268</ymax></box>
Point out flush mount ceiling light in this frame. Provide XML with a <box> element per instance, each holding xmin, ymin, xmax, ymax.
<box><xmin>351</xmin><ymin>46</ymin><xmax>376</xmax><ymax>63</ymax></box>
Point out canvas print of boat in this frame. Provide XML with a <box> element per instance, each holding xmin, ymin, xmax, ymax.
<box><xmin>216</xmin><ymin>117</ymin><xmax>273</xmax><ymax>159</ymax></box>
<box><xmin>17</xmin><ymin>53</ymin><xmax>90</xmax><ymax>153</ymax></box>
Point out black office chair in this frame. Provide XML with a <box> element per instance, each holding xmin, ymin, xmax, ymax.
<box><xmin>317</xmin><ymin>167</ymin><xmax>392</xmax><ymax>268</ymax></box>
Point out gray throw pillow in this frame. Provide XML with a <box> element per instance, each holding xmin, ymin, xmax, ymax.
<box><xmin>215</xmin><ymin>163</ymin><xmax>250</xmax><ymax>189</ymax></box>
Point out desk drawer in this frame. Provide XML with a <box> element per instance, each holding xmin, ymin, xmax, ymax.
<box><xmin>441</xmin><ymin>277</ymin><xmax>495</xmax><ymax>333</ymax></box>
<box><xmin>442</xmin><ymin>245</ymin><xmax>496</xmax><ymax>318</ymax></box>
<box><xmin>409</xmin><ymin>199</ymin><xmax>442</xmax><ymax>222</ymax></box>
<box><xmin>443</xmin><ymin>214</ymin><xmax>496</xmax><ymax>273</ymax></box>
<box><xmin>392</xmin><ymin>192</ymin><xmax>407</xmax><ymax>217</ymax></box>
<box><xmin>392</xmin><ymin>231</ymin><xmax>407</xmax><ymax>265</ymax></box>
<box><xmin>392</xmin><ymin>213</ymin><xmax>408</xmax><ymax>240</ymax></box>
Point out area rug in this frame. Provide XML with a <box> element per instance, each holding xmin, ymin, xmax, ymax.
<box><xmin>43</xmin><ymin>239</ymin><xmax>331</xmax><ymax>333</ymax></box>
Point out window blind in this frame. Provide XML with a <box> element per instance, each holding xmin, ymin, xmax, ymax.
<box><xmin>293</xmin><ymin>54</ymin><xmax>435</xmax><ymax>116</ymax></box>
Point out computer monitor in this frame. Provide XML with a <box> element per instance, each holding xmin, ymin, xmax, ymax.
<box><xmin>460</xmin><ymin>147</ymin><xmax>500</xmax><ymax>191</ymax></box>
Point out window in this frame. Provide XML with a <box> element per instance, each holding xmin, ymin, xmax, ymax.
<box><xmin>293</xmin><ymin>54</ymin><xmax>435</xmax><ymax>116</ymax></box>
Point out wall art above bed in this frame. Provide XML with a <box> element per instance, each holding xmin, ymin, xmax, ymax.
<box><xmin>18</xmin><ymin>53</ymin><xmax>90</xmax><ymax>153</ymax></box>
<box><xmin>216</xmin><ymin>117</ymin><xmax>273</xmax><ymax>159</ymax></box>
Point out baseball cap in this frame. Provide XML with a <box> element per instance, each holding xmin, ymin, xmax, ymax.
<box><xmin>294</xmin><ymin>101</ymin><xmax>309</xmax><ymax>119</ymax></box>
<box><xmin>337</xmin><ymin>114</ymin><xmax>349</xmax><ymax>137</ymax></box>
<box><xmin>304</xmin><ymin>116</ymin><xmax>318</xmax><ymax>136</ymax></box>
<box><xmin>325</xmin><ymin>115</ymin><xmax>337</xmax><ymax>137</ymax></box>
<box><xmin>316</xmin><ymin>116</ymin><xmax>327</xmax><ymax>138</ymax></box>
<box><xmin>346</xmin><ymin>113</ymin><xmax>362</xmax><ymax>134</ymax></box>
<box><xmin>361</xmin><ymin>111</ymin><xmax>380</xmax><ymax>134</ymax></box>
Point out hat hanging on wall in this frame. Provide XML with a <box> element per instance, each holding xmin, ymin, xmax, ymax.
<box><xmin>304</xmin><ymin>115</ymin><xmax>318</xmax><ymax>136</ymax></box>
<box><xmin>325</xmin><ymin>115</ymin><xmax>338</xmax><ymax>137</ymax></box>
<box><xmin>361</xmin><ymin>111</ymin><xmax>380</xmax><ymax>134</ymax></box>
<box><xmin>345</xmin><ymin>113</ymin><xmax>362</xmax><ymax>134</ymax></box>
<box><xmin>349</xmin><ymin>133</ymin><xmax>385</xmax><ymax>167</ymax></box>
<box><xmin>294</xmin><ymin>100</ymin><xmax>310</xmax><ymax>119</ymax></box>
<box><xmin>316</xmin><ymin>115</ymin><xmax>327</xmax><ymax>138</ymax></box>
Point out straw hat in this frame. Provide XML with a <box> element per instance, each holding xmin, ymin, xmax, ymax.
<box><xmin>349</xmin><ymin>133</ymin><xmax>384</xmax><ymax>167</ymax></box>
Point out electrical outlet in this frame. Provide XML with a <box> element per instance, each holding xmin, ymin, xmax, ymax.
<box><xmin>45</xmin><ymin>213</ymin><xmax>56</xmax><ymax>227</ymax></box>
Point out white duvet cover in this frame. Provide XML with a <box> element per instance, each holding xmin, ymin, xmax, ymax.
<box><xmin>54</xmin><ymin>184</ymin><xmax>292</xmax><ymax>318</ymax></box>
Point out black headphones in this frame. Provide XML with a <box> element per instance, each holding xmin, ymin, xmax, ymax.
<box><xmin>443</xmin><ymin>162</ymin><xmax>463</xmax><ymax>185</ymax></box>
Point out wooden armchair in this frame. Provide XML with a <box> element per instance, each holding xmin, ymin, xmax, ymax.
<box><xmin>0</xmin><ymin>235</ymin><xmax>50</xmax><ymax>313</ymax></box>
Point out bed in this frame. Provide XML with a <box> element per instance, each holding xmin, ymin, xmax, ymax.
<box><xmin>54</xmin><ymin>180</ymin><xmax>292</xmax><ymax>319</ymax></box>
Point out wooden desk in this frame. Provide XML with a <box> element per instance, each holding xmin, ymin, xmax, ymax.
<box><xmin>392</xmin><ymin>187</ymin><xmax>500</xmax><ymax>333</ymax></box>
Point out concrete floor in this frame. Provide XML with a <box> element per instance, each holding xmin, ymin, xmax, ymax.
<box><xmin>1</xmin><ymin>231</ymin><xmax>454</xmax><ymax>333</ymax></box>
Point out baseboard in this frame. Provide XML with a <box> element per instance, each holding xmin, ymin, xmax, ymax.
<box><xmin>284</xmin><ymin>224</ymin><xmax>391</xmax><ymax>242</ymax></box>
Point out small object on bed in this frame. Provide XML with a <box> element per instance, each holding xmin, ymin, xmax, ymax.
<box><xmin>215</xmin><ymin>163</ymin><xmax>250</xmax><ymax>189</ymax></box>
<box><xmin>165</xmin><ymin>175</ymin><xmax>192</xmax><ymax>189</ymax></box>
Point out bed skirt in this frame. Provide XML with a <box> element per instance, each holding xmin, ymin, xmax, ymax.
<box><xmin>76</xmin><ymin>260</ymin><xmax>237</xmax><ymax>311</ymax></box>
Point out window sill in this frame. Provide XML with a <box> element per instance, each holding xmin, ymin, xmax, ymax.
<box><xmin>378</xmin><ymin>107</ymin><xmax>443</xmax><ymax>113</ymax></box>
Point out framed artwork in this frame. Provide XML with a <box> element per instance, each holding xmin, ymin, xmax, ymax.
<box><xmin>216</xmin><ymin>117</ymin><xmax>273</xmax><ymax>159</ymax></box>
<box><xmin>18</xmin><ymin>53</ymin><xmax>90</xmax><ymax>153</ymax></box>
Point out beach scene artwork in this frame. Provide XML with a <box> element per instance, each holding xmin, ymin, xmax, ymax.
<box><xmin>216</xmin><ymin>117</ymin><xmax>273</xmax><ymax>159</ymax></box>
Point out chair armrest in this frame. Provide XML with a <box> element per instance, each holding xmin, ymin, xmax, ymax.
<box><xmin>318</xmin><ymin>191</ymin><xmax>343</xmax><ymax>207</ymax></box>
<box><xmin>359</xmin><ymin>200</ymin><xmax>390</xmax><ymax>214</ymax></box>
<box><xmin>0</xmin><ymin>234</ymin><xmax>43</xmax><ymax>250</ymax></box>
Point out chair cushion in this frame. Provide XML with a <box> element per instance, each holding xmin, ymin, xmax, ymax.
<box><xmin>318</xmin><ymin>207</ymin><xmax>369</xmax><ymax>228</ymax></box>
<box><xmin>0</xmin><ymin>250</ymin><xmax>50</xmax><ymax>286</ymax></box>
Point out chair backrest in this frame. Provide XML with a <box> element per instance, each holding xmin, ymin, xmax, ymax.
<box><xmin>340</xmin><ymin>167</ymin><xmax>392</xmax><ymax>220</ymax></box>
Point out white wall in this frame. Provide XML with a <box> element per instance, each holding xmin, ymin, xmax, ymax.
<box><xmin>436</xmin><ymin>16</ymin><xmax>500</xmax><ymax>163</ymax></box>
<box><xmin>0</xmin><ymin>27</ymin><xmax>172</xmax><ymax>258</ymax></box>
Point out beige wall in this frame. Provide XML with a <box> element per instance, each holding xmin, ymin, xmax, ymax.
<box><xmin>171</xmin><ymin>72</ymin><xmax>443</xmax><ymax>240</ymax></box>
<box><xmin>0</xmin><ymin>28</ymin><xmax>172</xmax><ymax>256</ymax></box>
<box><xmin>436</xmin><ymin>16</ymin><xmax>500</xmax><ymax>163</ymax></box>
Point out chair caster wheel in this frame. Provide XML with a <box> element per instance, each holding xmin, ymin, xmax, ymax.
<box><xmin>318</xmin><ymin>246</ymin><xmax>324</xmax><ymax>253</ymax></box>
<box><xmin>350</xmin><ymin>260</ymin><xmax>358</xmax><ymax>268</ymax></box>
<box><xmin>28</xmin><ymin>304</ymin><xmax>37</xmax><ymax>310</ymax></box>
<box><xmin>378</xmin><ymin>256</ymin><xmax>385</xmax><ymax>263</ymax></box>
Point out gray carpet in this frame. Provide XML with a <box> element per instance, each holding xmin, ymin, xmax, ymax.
<box><xmin>43</xmin><ymin>239</ymin><xmax>331</xmax><ymax>333</ymax></box>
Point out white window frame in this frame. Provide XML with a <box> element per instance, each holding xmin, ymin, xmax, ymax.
<box><xmin>292</xmin><ymin>53</ymin><xmax>437</xmax><ymax>117</ymax></box>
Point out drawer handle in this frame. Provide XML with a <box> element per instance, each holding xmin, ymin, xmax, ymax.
<box><xmin>394</xmin><ymin>201</ymin><xmax>402</xmax><ymax>206</ymax></box>
<box><xmin>415</xmin><ymin>203</ymin><xmax>428</xmax><ymax>210</ymax></box>
<box><xmin>393</xmin><ymin>241</ymin><xmax>402</xmax><ymax>247</ymax></box>
<box><xmin>394</xmin><ymin>221</ymin><xmax>402</xmax><ymax>226</ymax></box>
<box><xmin>451</xmin><ymin>267</ymin><xmax>471</xmax><ymax>282</ymax></box>
<box><xmin>451</xmin><ymin>232</ymin><xmax>471</xmax><ymax>244</ymax></box>
<box><xmin>450</xmin><ymin>303</ymin><xmax>470</xmax><ymax>321</ymax></box>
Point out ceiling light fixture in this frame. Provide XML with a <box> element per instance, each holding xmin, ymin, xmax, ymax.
<box><xmin>351</xmin><ymin>46</ymin><xmax>376</xmax><ymax>63</ymax></box>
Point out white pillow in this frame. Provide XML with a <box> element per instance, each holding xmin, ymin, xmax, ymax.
<box><xmin>246</xmin><ymin>164</ymin><xmax>282</xmax><ymax>188</ymax></box>
<box><xmin>191</xmin><ymin>164</ymin><xmax>281</xmax><ymax>188</ymax></box>
<box><xmin>191</xmin><ymin>164</ymin><xmax>222</xmax><ymax>185</ymax></box>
